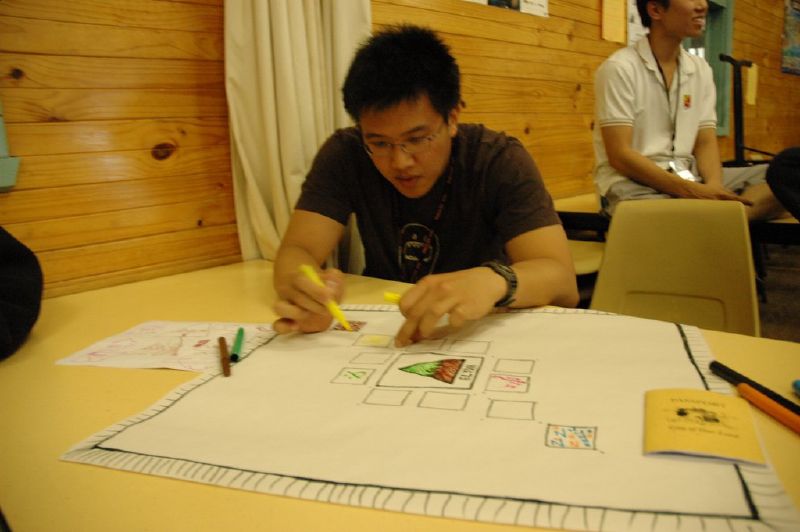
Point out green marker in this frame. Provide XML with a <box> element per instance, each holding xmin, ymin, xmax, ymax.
<box><xmin>230</xmin><ymin>327</ymin><xmax>245</xmax><ymax>362</ymax></box>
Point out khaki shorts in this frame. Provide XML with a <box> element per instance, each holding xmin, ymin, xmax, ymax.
<box><xmin>601</xmin><ymin>164</ymin><xmax>768</xmax><ymax>216</ymax></box>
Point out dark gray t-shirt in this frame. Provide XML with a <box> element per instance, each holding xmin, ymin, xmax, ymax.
<box><xmin>296</xmin><ymin>123</ymin><xmax>559</xmax><ymax>282</ymax></box>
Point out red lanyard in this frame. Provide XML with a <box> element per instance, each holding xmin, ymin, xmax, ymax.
<box><xmin>402</xmin><ymin>160</ymin><xmax>455</xmax><ymax>284</ymax></box>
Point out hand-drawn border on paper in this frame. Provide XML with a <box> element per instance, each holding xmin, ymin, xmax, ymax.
<box><xmin>61</xmin><ymin>307</ymin><xmax>800</xmax><ymax>531</ymax></box>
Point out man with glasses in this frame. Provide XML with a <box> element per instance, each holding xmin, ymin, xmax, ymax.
<box><xmin>272</xmin><ymin>25</ymin><xmax>578</xmax><ymax>346</ymax></box>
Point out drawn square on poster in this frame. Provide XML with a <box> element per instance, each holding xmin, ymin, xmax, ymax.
<box><xmin>546</xmin><ymin>424</ymin><xmax>598</xmax><ymax>450</ymax></box>
<box><xmin>331</xmin><ymin>367</ymin><xmax>374</xmax><ymax>385</ymax></box>
<box><xmin>494</xmin><ymin>358</ymin><xmax>535</xmax><ymax>374</ymax></box>
<box><xmin>487</xmin><ymin>400</ymin><xmax>536</xmax><ymax>420</ymax></box>
<box><xmin>354</xmin><ymin>334</ymin><xmax>393</xmax><ymax>348</ymax></box>
<box><xmin>418</xmin><ymin>392</ymin><xmax>469</xmax><ymax>411</ymax></box>
<box><xmin>451</xmin><ymin>339</ymin><xmax>489</xmax><ymax>354</ymax></box>
<box><xmin>486</xmin><ymin>374</ymin><xmax>530</xmax><ymax>393</ymax></box>
<box><xmin>377</xmin><ymin>353</ymin><xmax>483</xmax><ymax>389</ymax></box>
<box><xmin>351</xmin><ymin>352</ymin><xmax>394</xmax><ymax>365</ymax></box>
<box><xmin>403</xmin><ymin>338</ymin><xmax>446</xmax><ymax>352</ymax></box>
<box><xmin>363</xmin><ymin>388</ymin><xmax>410</xmax><ymax>406</ymax></box>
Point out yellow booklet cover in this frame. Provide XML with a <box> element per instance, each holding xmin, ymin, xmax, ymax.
<box><xmin>644</xmin><ymin>388</ymin><xmax>765</xmax><ymax>465</ymax></box>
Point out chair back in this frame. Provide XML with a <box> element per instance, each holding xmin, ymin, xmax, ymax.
<box><xmin>590</xmin><ymin>199</ymin><xmax>760</xmax><ymax>336</ymax></box>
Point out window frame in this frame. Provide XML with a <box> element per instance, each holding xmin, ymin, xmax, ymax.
<box><xmin>684</xmin><ymin>0</ymin><xmax>734</xmax><ymax>136</ymax></box>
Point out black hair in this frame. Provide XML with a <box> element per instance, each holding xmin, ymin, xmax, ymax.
<box><xmin>342</xmin><ymin>24</ymin><xmax>461</xmax><ymax>123</ymax></box>
<box><xmin>637</xmin><ymin>0</ymin><xmax>670</xmax><ymax>28</ymax></box>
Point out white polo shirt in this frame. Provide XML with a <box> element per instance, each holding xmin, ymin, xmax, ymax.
<box><xmin>593</xmin><ymin>36</ymin><xmax>717</xmax><ymax>196</ymax></box>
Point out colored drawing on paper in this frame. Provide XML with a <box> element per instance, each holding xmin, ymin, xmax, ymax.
<box><xmin>400</xmin><ymin>358</ymin><xmax>465</xmax><ymax>384</ymax></box>
<box><xmin>333</xmin><ymin>320</ymin><xmax>366</xmax><ymax>332</ymax></box>
<box><xmin>354</xmin><ymin>334</ymin><xmax>393</xmax><ymax>347</ymax></box>
<box><xmin>331</xmin><ymin>367</ymin><xmax>374</xmax><ymax>385</ymax></box>
<box><xmin>546</xmin><ymin>424</ymin><xmax>598</xmax><ymax>450</ymax></box>
<box><xmin>56</xmin><ymin>321</ymin><xmax>275</xmax><ymax>372</ymax></box>
<box><xmin>486</xmin><ymin>374</ymin><xmax>530</xmax><ymax>393</ymax></box>
<box><xmin>378</xmin><ymin>353</ymin><xmax>483</xmax><ymax>389</ymax></box>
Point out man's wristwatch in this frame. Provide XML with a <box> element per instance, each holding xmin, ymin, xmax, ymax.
<box><xmin>481</xmin><ymin>260</ymin><xmax>517</xmax><ymax>307</ymax></box>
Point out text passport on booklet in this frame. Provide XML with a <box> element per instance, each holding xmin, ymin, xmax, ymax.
<box><xmin>644</xmin><ymin>388</ymin><xmax>766</xmax><ymax>465</ymax></box>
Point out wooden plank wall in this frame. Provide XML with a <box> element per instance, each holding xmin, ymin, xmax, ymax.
<box><xmin>0</xmin><ymin>0</ymin><xmax>240</xmax><ymax>298</ymax></box>
<box><xmin>720</xmin><ymin>0</ymin><xmax>800</xmax><ymax>158</ymax></box>
<box><xmin>0</xmin><ymin>0</ymin><xmax>797</xmax><ymax>297</ymax></box>
<box><xmin>372</xmin><ymin>0</ymin><xmax>616</xmax><ymax>199</ymax></box>
<box><xmin>372</xmin><ymin>0</ymin><xmax>800</xmax><ymax>195</ymax></box>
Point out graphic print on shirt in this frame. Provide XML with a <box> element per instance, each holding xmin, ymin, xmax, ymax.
<box><xmin>397</xmin><ymin>222</ymin><xmax>439</xmax><ymax>281</ymax></box>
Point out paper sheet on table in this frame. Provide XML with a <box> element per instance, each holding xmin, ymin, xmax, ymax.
<box><xmin>63</xmin><ymin>308</ymin><xmax>799</xmax><ymax>531</ymax></box>
<box><xmin>56</xmin><ymin>321</ymin><xmax>275</xmax><ymax>372</ymax></box>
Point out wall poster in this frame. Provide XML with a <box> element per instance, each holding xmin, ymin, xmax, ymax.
<box><xmin>463</xmin><ymin>0</ymin><xmax>549</xmax><ymax>18</ymax></box>
<box><xmin>783</xmin><ymin>0</ymin><xmax>800</xmax><ymax>75</ymax></box>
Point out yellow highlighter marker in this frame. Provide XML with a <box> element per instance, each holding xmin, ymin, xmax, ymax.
<box><xmin>383</xmin><ymin>291</ymin><xmax>401</xmax><ymax>305</ymax></box>
<box><xmin>299</xmin><ymin>264</ymin><xmax>352</xmax><ymax>331</ymax></box>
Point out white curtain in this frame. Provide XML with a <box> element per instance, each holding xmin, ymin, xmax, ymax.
<box><xmin>225</xmin><ymin>1</ymin><xmax>371</xmax><ymax>261</ymax></box>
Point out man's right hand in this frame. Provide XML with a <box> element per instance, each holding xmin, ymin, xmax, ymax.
<box><xmin>272</xmin><ymin>268</ymin><xmax>345</xmax><ymax>334</ymax></box>
<box><xmin>681</xmin><ymin>181</ymin><xmax>753</xmax><ymax>205</ymax></box>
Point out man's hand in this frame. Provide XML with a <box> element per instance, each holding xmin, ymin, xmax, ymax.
<box><xmin>681</xmin><ymin>181</ymin><xmax>753</xmax><ymax>205</ymax></box>
<box><xmin>393</xmin><ymin>267</ymin><xmax>505</xmax><ymax>347</ymax></box>
<box><xmin>272</xmin><ymin>268</ymin><xmax>345</xmax><ymax>334</ymax></box>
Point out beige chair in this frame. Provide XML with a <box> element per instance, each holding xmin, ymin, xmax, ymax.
<box><xmin>590</xmin><ymin>199</ymin><xmax>760</xmax><ymax>336</ymax></box>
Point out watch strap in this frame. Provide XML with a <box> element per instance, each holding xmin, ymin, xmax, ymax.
<box><xmin>481</xmin><ymin>260</ymin><xmax>517</xmax><ymax>307</ymax></box>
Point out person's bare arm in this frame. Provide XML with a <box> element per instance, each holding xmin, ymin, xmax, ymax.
<box><xmin>693</xmin><ymin>127</ymin><xmax>724</xmax><ymax>188</ymax></box>
<box><xmin>393</xmin><ymin>224</ymin><xmax>578</xmax><ymax>346</ymax></box>
<box><xmin>272</xmin><ymin>210</ymin><xmax>345</xmax><ymax>334</ymax></box>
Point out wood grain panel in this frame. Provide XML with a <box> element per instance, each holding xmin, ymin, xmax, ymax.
<box><xmin>5</xmin><ymin>196</ymin><xmax>235</xmax><ymax>252</ymax></box>
<box><xmin>43</xmin><ymin>255</ymin><xmax>239</xmax><ymax>299</ymax></box>
<box><xmin>40</xmin><ymin>224</ymin><xmax>240</xmax><ymax>283</ymax></box>
<box><xmin>5</xmin><ymin>194</ymin><xmax>236</xmax><ymax>252</ymax></box>
<box><xmin>0</xmin><ymin>15</ymin><xmax>223</xmax><ymax>60</ymax></box>
<box><xmin>0</xmin><ymin>54</ymin><xmax>224</xmax><ymax>89</ymax></box>
<box><xmin>0</xmin><ymin>0</ymin><xmax>235</xmax><ymax>298</ymax></box>
<box><xmin>0</xmin><ymin>0</ymin><xmax>222</xmax><ymax>33</ymax></box>
<box><xmin>547</xmin><ymin>0</ymin><xmax>601</xmax><ymax>26</ymax></box>
<box><xmin>463</xmin><ymin>112</ymin><xmax>593</xmax><ymax>140</ymax></box>
<box><xmin>12</xmin><ymin>145</ymin><xmax>231</xmax><ymax>190</ymax></box>
<box><xmin>462</xmin><ymin>74</ymin><xmax>594</xmax><ymax>115</ymax></box>
<box><xmin>458</xmin><ymin>53</ymin><xmax>593</xmax><ymax>84</ymax></box>
<box><xmin>1</xmin><ymin>88</ymin><xmax>227</xmax><ymax>122</ymax></box>
<box><xmin>0</xmin><ymin>174</ymin><xmax>230</xmax><ymax>224</ymax></box>
<box><xmin>372</xmin><ymin>0</ymin><xmax>607</xmax><ymax>200</ymax></box>
<box><xmin>378</xmin><ymin>0</ymin><xmax>601</xmax><ymax>36</ymax></box>
<box><xmin>444</xmin><ymin>32</ymin><xmax>606</xmax><ymax>75</ymax></box>
<box><xmin>6</xmin><ymin>117</ymin><xmax>229</xmax><ymax>156</ymax></box>
<box><xmin>725</xmin><ymin>0</ymin><xmax>800</xmax><ymax>160</ymax></box>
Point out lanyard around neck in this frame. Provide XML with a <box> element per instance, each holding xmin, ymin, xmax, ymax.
<box><xmin>654</xmin><ymin>55</ymin><xmax>681</xmax><ymax>155</ymax></box>
<box><xmin>403</xmin><ymin>160</ymin><xmax>454</xmax><ymax>284</ymax></box>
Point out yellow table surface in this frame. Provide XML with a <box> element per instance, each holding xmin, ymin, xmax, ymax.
<box><xmin>1</xmin><ymin>260</ymin><xmax>798</xmax><ymax>532</ymax></box>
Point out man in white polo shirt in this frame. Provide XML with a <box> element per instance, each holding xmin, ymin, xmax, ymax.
<box><xmin>593</xmin><ymin>0</ymin><xmax>787</xmax><ymax>220</ymax></box>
